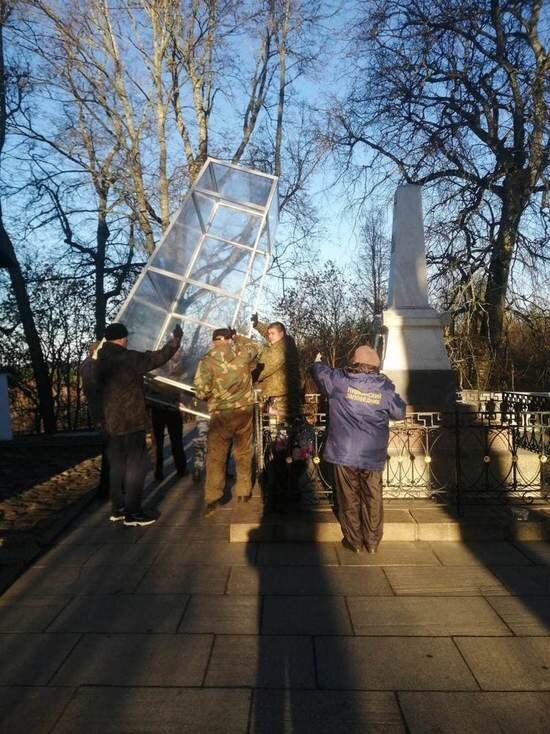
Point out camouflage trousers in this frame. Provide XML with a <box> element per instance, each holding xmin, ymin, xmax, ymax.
<box><xmin>205</xmin><ymin>406</ymin><xmax>254</xmax><ymax>504</ymax></box>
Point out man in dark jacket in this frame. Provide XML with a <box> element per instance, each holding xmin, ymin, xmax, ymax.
<box><xmin>96</xmin><ymin>322</ymin><xmax>182</xmax><ymax>526</ymax></box>
<box><xmin>311</xmin><ymin>345</ymin><xmax>406</xmax><ymax>553</ymax></box>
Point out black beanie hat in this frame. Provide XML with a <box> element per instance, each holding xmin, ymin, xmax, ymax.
<box><xmin>104</xmin><ymin>323</ymin><xmax>129</xmax><ymax>341</ymax></box>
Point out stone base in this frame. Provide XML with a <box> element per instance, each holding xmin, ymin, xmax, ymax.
<box><xmin>383</xmin><ymin>369</ymin><xmax>457</xmax><ymax>412</ymax></box>
<box><xmin>229</xmin><ymin>499</ymin><xmax>550</xmax><ymax>543</ymax></box>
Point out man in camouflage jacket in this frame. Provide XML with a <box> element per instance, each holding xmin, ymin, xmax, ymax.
<box><xmin>193</xmin><ymin>327</ymin><xmax>261</xmax><ymax>513</ymax></box>
<box><xmin>252</xmin><ymin>314</ymin><xmax>302</xmax><ymax>417</ymax></box>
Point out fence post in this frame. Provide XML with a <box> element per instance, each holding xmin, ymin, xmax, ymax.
<box><xmin>455</xmin><ymin>410</ymin><xmax>462</xmax><ymax>516</ymax></box>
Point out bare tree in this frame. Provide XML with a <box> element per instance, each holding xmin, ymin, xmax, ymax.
<box><xmin>328</xmin><ymin>0</ymin><xmax>549</xmax><ymax>374</ymax></box>
<box><xmin>0</xmin><ymin>0</ymin><xmax>56</xmax><ymax>431</ymax></box>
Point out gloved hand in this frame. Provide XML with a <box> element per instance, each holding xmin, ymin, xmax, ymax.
<box><xmin>172</xmin><ymin>324</ymin><xmax>183</xmax><ymax>342</ymax></box>
<box><xmin>251</xmin><ymin>312</ymin><xmax>259</xmax><ymax>328</ymax></box>
<box><xmin>227</xmin><ymin>325</ymin><xmax>237</xmax><ymax>338</ymax></box>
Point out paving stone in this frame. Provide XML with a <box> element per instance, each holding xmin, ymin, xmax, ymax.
<box><xmin>489</xmin><ymin>566</ymin><xmax>550</xmax><ymax>595</ymax></box>
<box><xmin>52</xmin><ymin>633</ymin><xmax>212</xmax><ymax>686</ymax></box>
<box><xmin>4</xmin><ymin>564</ymin><xmax>146</xmax><ymax>596</ymax></box>
<box><xmin>204</xmin><ymin>635</ymin><xmax>315</xmax><ymax>688</ymax></box>
<box><xmin>251</xmin><ymin>690</ymin><xmax>406</xmax><ymax>733</ymax></box>
<box><xmin>58</xmin><ymin>525</ymin><xmax>142</xmax><ymax>545</ymax></box>
<box><xmin>47</xmin><ymin>594</ymin><xmax>189</xmax><ymax>633</ymax></box>
<box><xmin>398</xmin><ymin>691</ymin><xmax>550</xmax><ymax>734</ymax></box>
<box><xmin>336</xmin><ymin>541</ymin><xmax>441</xmax><ymax>566</ymax></box>
<box><xmin>430</xmin><ymin>542</ymin><xmax>534</xmax><ymax>566</ymax></box>
<box><xmin>135</xmin><ymin>524</ymin><xmax>195</xmax><ymax>544</ymax></box>
<box><xmin>0</xmin><ymin>686</ymin><xmax>76</xmax><ymax>734</ymax></box>
<box><xmin>513</xmin><ymin>542</ymin><xmax>550</xmax><ymax>565</ymax></box>
<box><xmin>486</xmin><ymin>596</ymin><xmax>550</xmax><ymax>635</ymax></box>
<box><xmin>455</xmin><ymin>637</ymin><xmax>550</xmax><ymax>690</ymax></box>
<box><xmin>228</xmin><ymin>566</ymin><xmax>393</xmax><ymax>596</ymax></box>
<box><xmin>0</xmin><ymin>633</ymin><xmax>80</xmax><ymax>684</ymax></box>
<box><xmin>136</xmin><ymin>564</ymin><xmax>229</xmax><ymax>594</ymax></box>
<box><xmin>185</xmin><ymin>524</ymin><xmax>229</xmax><ymax>541</ymax></box>
<box><xmin>316</xmin><ymin>637</ymin><xmax>478</xmax><ymax>690</ymax></box>
<box><xmin>385</xmin><ymin>566</ymin><xmax>508</xmax><ymax>596</ymax></box>
<box><xmin>256</xmin><ymin>543</ymin><xmax>339</xmax><ymax>566</ymax></box>
<box><xmin>155</xmin><ymin>541</ymin><xmax>257</xmax><ymax>565</ymax></box>
<box><xmin>82</xmin><ymin>543</ymin><xmax>163</xmax><ymax>566</ymax></box>
<box><xmin>35</xmin><ymin>543</ymin><xmax>101</xmax><ymax>567</ymax></box>
<box><xmin>262</xmin><ymin>596</ymin><xmax>353</xmax><ymax>635</ymax></box>
<box><xmin>347</xmin><ymin>596</ymin><xmax>511</xmax><ymax>636</ymax></box>
<box><xmin>52</xmin><ymin>687</ymin><xmax>251</xmax><ymax>734</ymax></box>
<box><xmin>179</xmin><ymin>595</ymin><xmax>260</xmax><ymax>634</ymax></box>
<box><xmin>0</xmin><ymin>597</ymin><xmax>69</xmax><ymax>632</ymax></box>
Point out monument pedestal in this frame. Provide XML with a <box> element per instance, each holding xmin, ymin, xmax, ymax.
<box><xmin>383</xmin><ymin>307</ymin><xmax>456</xmax><ymax>412</ymax></box>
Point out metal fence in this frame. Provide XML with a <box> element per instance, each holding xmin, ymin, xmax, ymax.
<box><xmin>256</xmin><ymin>398</ymin><xmax>550</xmax><ymax>509</ymax></box>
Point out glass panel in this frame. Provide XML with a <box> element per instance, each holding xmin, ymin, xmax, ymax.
<box><xmin>122</xmin><ymin>300</ymin><xmax>168</xmax><ymax>352</ymax></box>
<box><xmin>153</xmin><ymin>318</ymin><xmax>214</xmax><ymax>386</ymax></box>
<box><xmin>193</xmin><ymin>191</ymin><xmax>216</xmax><ymax>230</ymax></box>
<box><xmin>208</xmin><ymin>205</ymin><xmax>261</xmax><ymax>246</ymax></box>
<box><xmin>208</xmin><ymin>162</ymin><xmax>274</xmax><ymax>208</ymax></box>
<box><xmin>196</xmin><ymin>163</ymin><xmax>217</xmax><ymax>194</ymax></box>
<box><xmin>150</xmin><ymin>198</ymin><xmax>202</xmax><ymax>272</ymax></box>
<box><xmin>267</xmin><ymin>187</ymin><xmax>279</xmax><ymax>245</ymax></box>
<box><xmin>133</xmin><ymin>271</ymin><xmax>182</xmax><ymax>310</ymax></box>
<box><xmin>189</xmin><ymin>237</ymin><xmax>251</xmax><ymax>295</ymax></box>
<box><xmin>235</xmin><ymin>253</ymin><xmax>267</xmax><ymax>331</ymax></box>
<box><xmin>175</xmin><ymin>284</ymin><xmax>239</xmax><ymax>325</ymax></box>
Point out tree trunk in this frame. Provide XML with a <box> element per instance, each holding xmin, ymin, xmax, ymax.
<box><xmin>0</xmin><ymin>217</ymin><xmax>57</xmax><ymax>432</ymax></box>
<box><xmin>481</xmin><ymin>174</ymin><xmax>528</xmax><ymax>352</ymax></box>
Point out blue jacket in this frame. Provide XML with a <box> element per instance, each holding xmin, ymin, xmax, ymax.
<box><xmin>311</xmin><ymin>363</ymin><xmax>406</xmax><ymax>471</ymax></box>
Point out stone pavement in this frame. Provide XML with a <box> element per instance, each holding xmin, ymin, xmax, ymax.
<box><xmin>1</xmin><ymin>475</ymin><xmax>550</xmax><ymax>733</ymax></box>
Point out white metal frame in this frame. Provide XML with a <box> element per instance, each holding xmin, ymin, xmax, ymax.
<box><xmin>116</xmin><ymin>158</ymin><xmax>279</xmax><ymax>393</ymax></box>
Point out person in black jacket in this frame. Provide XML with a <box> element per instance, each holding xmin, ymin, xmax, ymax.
<box><xmin>96</xmin><ymin>322</ymin><xmax>183</xmax><ymax>527</ymax></box>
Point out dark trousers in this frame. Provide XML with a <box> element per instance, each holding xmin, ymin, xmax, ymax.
<box><xmin>205</xmin><ymin>407</ymin><xmax>254</xmax><ymax>503</ymax></box>
<box><xmin>151</xmin><ymin>407</ymin><xmax>187</xmax><ymax>476</ymax></box>
<box><xmin>106</xmin><ymin>430</ymin><xmax>148</xmax><ymax>514</ymax></box>
<box><xmin>333</xmin><ymin>464</ymin><xmax>384</xmax><ymax>549</ymax></box>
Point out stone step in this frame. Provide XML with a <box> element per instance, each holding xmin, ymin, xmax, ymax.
<box><xmin>229</xmin><ymin>499</ymin><xmax>550</xmax><ymax>543</ymax></box>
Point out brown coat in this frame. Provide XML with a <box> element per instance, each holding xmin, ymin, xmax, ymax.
<box><xmin>97</xmin><ymin>339</ymin><xmax>180</xmax><ymax>435</ymax></box>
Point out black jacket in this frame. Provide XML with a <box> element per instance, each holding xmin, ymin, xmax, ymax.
<box><xmin>96</xmin><ymin>339</ymin><xmax>180</xmax><ymax>435</ymax></box>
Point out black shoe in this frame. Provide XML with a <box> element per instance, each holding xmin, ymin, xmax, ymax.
<box><xmin>123</xmin><ymin>512</ymin><xmax>157</xmax><ymax>527</ymax></box>
<box><xmin>341</xmin><ymin>538</ymin><xmax>363</xmax><ymax>554</ymax></box>
<box><xmin>366</xmin><ymin>544</ymin><xmax>379</xmax><ymax>554</ymax></box>
<box><xmin>203</xmin><ymin>501</ymin><xmax>219</xmax><ymax>517</ymax></box>
<box><xmin>109</xmin><ymin>508</ymin><xmax>125</xmax><ymax>523</ymax></box>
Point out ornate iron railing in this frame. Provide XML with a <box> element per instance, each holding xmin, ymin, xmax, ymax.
<box><xmin>256</xmin><ymin>400</ymin><xmax>549</xmax><ymax>509</ymax></box>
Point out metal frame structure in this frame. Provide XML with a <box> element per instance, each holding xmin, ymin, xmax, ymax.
<box><xmin>117</xmin><ymin>158</ymin><xmax>279</xmax><ymax>393</ymax></box>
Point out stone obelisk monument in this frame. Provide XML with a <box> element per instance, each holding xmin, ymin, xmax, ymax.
<box><xmin>382</xmin><ymin>185</ymin><xmax>455</xmax><ymax>412</ymax></box>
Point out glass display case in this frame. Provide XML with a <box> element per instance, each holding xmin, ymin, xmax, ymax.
<box><xmin>117</xmin><ymin>159</ymin><xmax>279</xmax><ymax>396</ymax></box>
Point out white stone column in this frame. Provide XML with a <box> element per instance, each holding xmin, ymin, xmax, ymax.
<box><xmin>0</xmin><ymin>372</ymin><xmax>12</xmax><ymax>440</ymax></box>
<box><xmin>382</xmin><ymin>185</ymin><xmax>455</xmax><ymax>411</ymax></box>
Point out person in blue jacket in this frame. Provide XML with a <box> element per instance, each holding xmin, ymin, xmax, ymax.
<box><xmin>311</xmin><ymin>345</ymin><xmax>406</xmax><ymax>553</ymax></box>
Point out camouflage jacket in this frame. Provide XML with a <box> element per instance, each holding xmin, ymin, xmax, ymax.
<box><xmin>193</xmin><ymin>335</ymin><xmax>261</xmax><ymax>413</ymax></box>
<box><xmin>254</xmin><ymin>321</ymin><xmax>303</xmax><ymax>403</ymax></box>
